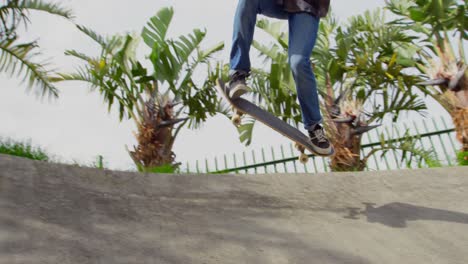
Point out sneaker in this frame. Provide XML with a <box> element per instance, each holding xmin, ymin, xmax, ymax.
<box><xmin>228</xmin><ymin>71</ymin><xmax>250</xmax><ymax>99</ymax></box>
<box><xmin>308</xmin><ymin>124</ymin><xmax>334</xmax><ymax>156</ymax></box>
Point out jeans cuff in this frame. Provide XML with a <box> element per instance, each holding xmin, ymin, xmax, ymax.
<box><xmin>229</xmin><ymin>69</ymin><xmax>250</xmax><ymax>77</ymax></box>
<box><xmin>304</xmin><ymin>120</ymin><xmax>322</xmax><ymax>131</ymax></box>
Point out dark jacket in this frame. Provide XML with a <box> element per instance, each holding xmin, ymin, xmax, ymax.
<box><xmin>277</xmin><ymin>0</ymin><xmax>330</xmax><ymax>18</ymax></box>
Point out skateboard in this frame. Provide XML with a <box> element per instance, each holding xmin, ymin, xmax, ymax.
<box><xmin>215</xmin><ymin>79</ymin><xmax>334</xmax><ymax>163</ymax></box>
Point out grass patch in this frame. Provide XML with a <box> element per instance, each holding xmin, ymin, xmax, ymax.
<box><xmin>0</xmin><ymin>138</ymin><xmax>50</xmax><ymax>161</ymax></box>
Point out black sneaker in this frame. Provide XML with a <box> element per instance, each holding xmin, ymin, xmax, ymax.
<box><xmin>308</xmin><ymin>124</ymin><xmax>334</xmax><ymax>156</ymax></box>
<box><xmin>228</xmin><ymin>71</ymin><xmax>250</xmax><ymax>99</ymax></box>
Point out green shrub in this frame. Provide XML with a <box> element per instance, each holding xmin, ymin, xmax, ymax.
<box><xmin>0</xmin><ymin>138</ymin><xmax>50</xmax><ymax>161</ymax></box>
<box><xmin>457</xmin><ymin>151</ymin><xmax>468</xmax><ymax>166</ymax></box>
<box><xmin>137</xmin><ymin>163</ymin><xmax>178</xmax><ymax>174</ymax></box>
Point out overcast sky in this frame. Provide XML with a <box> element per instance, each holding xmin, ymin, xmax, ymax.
<box><xmin>0</xmin><ymin>0</ymin><xmax>451</xmax><ymax>171</ymax></box>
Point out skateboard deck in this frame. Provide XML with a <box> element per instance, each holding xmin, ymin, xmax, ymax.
<box><xmin>216</xmin><ymin>79</ymin><xmax>334</xmax><ymax>161</ymax></box>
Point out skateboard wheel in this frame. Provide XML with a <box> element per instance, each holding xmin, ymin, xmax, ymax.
<box><xmin>295</xmin><ymin>143</ymin><xmax>305</xmax><ymax>152</ymax></box>
<box><xmin>299</xmin><ymin>153</ymin><xmax>309</xmax><ymax>164</ymax></box>
<box><xmin>235</xmin><ymin>110</ymin><xmax>244</xmax><ymax>116</ymax></box>
<box><xmin>232</xmin><ymin>115</ymin><xmax>242</xmax><ymax>126</ymax></box>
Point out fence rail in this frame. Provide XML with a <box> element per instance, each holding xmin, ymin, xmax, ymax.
<box><xmin>184</xmin><ymin>116</ymin><xmax>460</xmax><ymax>174</ymax></box>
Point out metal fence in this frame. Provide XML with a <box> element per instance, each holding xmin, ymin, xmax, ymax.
<box><xmin>184</xmin><ymin>116</ymin><xmax>460</xmax><ymax>174</ymax></box>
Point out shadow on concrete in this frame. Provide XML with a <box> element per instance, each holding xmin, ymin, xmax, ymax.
<box><xmin>345</xmin><ymin>202</ymin><xmax>468</xmax><ymax>228</ymax></box>
<box><xmin>1</xmin><ymin>171</ymin><xmax>371</xmax><ymax>264</ymax></box>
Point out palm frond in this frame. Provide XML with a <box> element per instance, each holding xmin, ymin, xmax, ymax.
<box><xmin>141</xmin><ymin>7</ymin><xmax>174</xmax><ymax>48</ymax></box>
<box><xmin>151</xmin><ymin>28</ymin><xmax>207</xmax><ymax>85</ymax></box>
<box><xmin>256</xmin><ymin>18</ymin><xmax>288</xmax><ymax>49</ymax></box>
<box><xmin>252</xmin><ymin>40</ymin><xmax>286</xmax><ymax>63</ymax></box>
<box><xmin>0</xmin><ymin>0</ymin><xmax>73</xmax><ymax>37</ymax></box>
<box><xmin>76</xmin><ymin>24</ymin><xmax>108</xmax><ymax>48</ymax></box>
<box><xmin>237</xmin><ymin>117</ymin><xmax>256</xmax><ymax>146</ymax></box>
<box><xmin>113</xmin><ymin>34</ymin><xmax>139</xmax><ymax>75</ymax></box>
<box><xmin>178</xmin><ymin>41</ymin><xmax>224</xmax><ymax>92</ymax></box>
<box><xmin>64</xmin><ymin>49</ymin><xmax>95</xmax><ymax>62</ymax></box>
<box><xmin>55</xmin><ymin>67</ymin><xmax>99</xmax><ymax>87</ymax></box>
<box><xmin>0</xmin><ymin>37</ymin><xmax>58</xmax><ymax>97</ymax></box>
<box><xmin>171</xmin><ymin>29</ymin><xmax>206</xmax><ymax>70</ymax></box>
<box><xmin>375</xmin><ymin>129</ymin><xmax>442</xmax><ymax>168</ymax></box>
<box><xmin>198</xmin><ymin>41</ymin><xmax>224</xmax><ymax>62</ymax></box>
<box><xmin>0</xmin><ymin>1</ymin><xmax>27</xmax><ymax>37</ymax></box>
<box><xmin>19</xmin><ymin>0</ymin><xmax>74</xmax><ymax>19</ymax></box>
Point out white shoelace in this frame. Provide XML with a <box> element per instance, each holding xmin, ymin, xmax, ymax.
<box><xmin>314</xmin><ymin>128</ymin><xmax>327</xmax><ymax>143</ymax></box>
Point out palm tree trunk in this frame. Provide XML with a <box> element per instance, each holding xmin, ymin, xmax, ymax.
<box><xmin>129</xmin><ymin>99</ymin><xmax>178</xmax><ymax>171</ymax></box>
<box><xmin>448</xmin><ymin>72</ymin><xmax>467</xmax><ymax>159</ymax></box>
<box><xmin>130</xmin><ymin>123</ymin><xmax>176</xmax><ymax>170</ymax></box>
<box><xmin>330</xmin><ymin>123</ymin><xmax>365</xmax><ymax>171</ymax></box>
<box><xmin>452</xmin><ymin>109</ymin><xmax>468</xmax><ymax>152</ymax></box>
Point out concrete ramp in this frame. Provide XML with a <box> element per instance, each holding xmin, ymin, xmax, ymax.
<box><xmin>1</xmin><ymin>154</ymin><xmax>467</xmax><ymax>264</ymax></box>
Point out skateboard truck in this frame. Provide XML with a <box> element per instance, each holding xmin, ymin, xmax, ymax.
<box><xmin>295</xmin><ymin>143</ymin><xmax>309</xmax><ymax>164</ymax></box>
<box><xmin>231</xmin><ymin>108</ymin><xmax>244</xmax><ymax>127</ymax></box>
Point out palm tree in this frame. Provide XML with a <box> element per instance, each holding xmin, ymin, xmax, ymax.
<box><xmin>245</xmin><ymin>10</ymin><xmax>435</xmax><ymax>171</ymax></box>
<box><xmin>58</xmin><ymin>7</ymin><xmax>224</xmax><ymax>172</ymax></box>
<box><xmin>0</xmin><ymin>0</ymin><xmax>73</xmax><ymax>97</ymax></box>
<box><xmin>386</xmin><ymin>0</ymin><xmax>467</xmax><ymax>159</ymax></box>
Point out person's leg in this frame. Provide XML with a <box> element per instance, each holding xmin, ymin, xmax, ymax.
<box><xmin>288</xmin><ymin>13</ymin><xmax>333</xmax><ymax>155</ymax></box>
<box><xmin>230</xmin><ymin>0</ymin><xmax>288</xmax><ymax>72</ymax></box>
<box><xmin>229</xmin><ymin>0</ymin><xmax>258</xmax><ymax>73</ymax></box>
<box><xmin>229</xmin><ymin>0</ymin><xmax>287</xmax><ymax>98</ymax></box>
<box><xmin>288</xmin><ymin>13</ymin><xmax>321</xmax><ymax>130</ymax></box>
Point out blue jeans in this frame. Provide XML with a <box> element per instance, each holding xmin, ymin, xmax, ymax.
<box><xmin>230</xmin><ymin>0</ymin><xmax>322</xmax><ymax>131</ymax></box>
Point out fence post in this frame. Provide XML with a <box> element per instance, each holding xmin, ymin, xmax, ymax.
<box><xmin>271</xmin><ymin>147</ymin><xmax>278</xmax><ymax>173</ymax></box>
<box><xmin>280</xmin><ymin>145</ymin><xmax>288</xmax><ymax>173</ymax></box>
<box><xmin>366</xmin><ymin>132</ymin><xmax>380</xmax><ymax>170</ymax></box>
<box><xmin>205</xmin><ymin>159</ymin><xmax>210</xmax><ymax>174</ymax></box>
<box><xmin>374</xmin><ymin>128</ymin><xmax>391</xmax><ymax>170</ymax></box>
<box><xmin>252</xmin><ymin>150</ymin><xmax>258</xmax><ymax>174</ymax></box>
<box><xmin>289</xmin><ymin>143</ymin><xmax>298</xmax><ymax>173</ymax></box>
<box><xmin>312</xmin><ymin>156</ymin><xmax>319</xmax><ymax>173</ymax></box>
<box><xmin>440</xmin><ymin>117</ymin><xmax>457</xmax><ymax>153</ymax></box>
<box><xmin>421</xmin><ymin>119</ymin><xmax>440</xmax><ymax>163</ymax></box>
<box><xmin>261</xmin><ymin>147</ymin><xmax>267</xmax><ymax>173</ymax></box>
<box><xmin>233</xmin><ymin>153</ymin><xmax>238</xmax><ymax>173</ymax></box>
<box><xmin>215</xmin><ymin>157</ymin><xmax>219</xmax><ymax>172</ymax></box>
<box><xmin>224</xmin><ymin>154</ymin><xmax>228</xmax><ymax>173</ymax></box>
<box><xmin>385</xmin><ymin>127</ymin><xmax>401</xmax><ymax>170</ymax></box>
<box><xmin>242</xmin><ymin>152</ymin><xmax>248</xmax><ymax>174</ymax></box>
<box><xmin>431</xmin><ymin>118</ymin><xmax>452</xmax><ymax>165</ymax></box>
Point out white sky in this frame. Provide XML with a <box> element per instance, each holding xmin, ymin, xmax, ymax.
<box><xmin>0</xmin><ymin>0</ymin><xmax>451</xmax><ymax>170</ymax></box>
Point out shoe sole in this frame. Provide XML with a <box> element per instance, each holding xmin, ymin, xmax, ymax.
<box><xmin>310</xmin><ymin>144</ymin><xmax>335</xmax><ymax>156</ymax></box>
<box><xmin>229</xmin><ymin>84</ymin><xmax>248</xmax><ymax>99</ymax></box>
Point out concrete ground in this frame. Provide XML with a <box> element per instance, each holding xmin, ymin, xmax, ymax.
<box><xmin>0</xmin><ymin>154</ymin><xmax>467</xmax><ymax>264</ymax></box>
